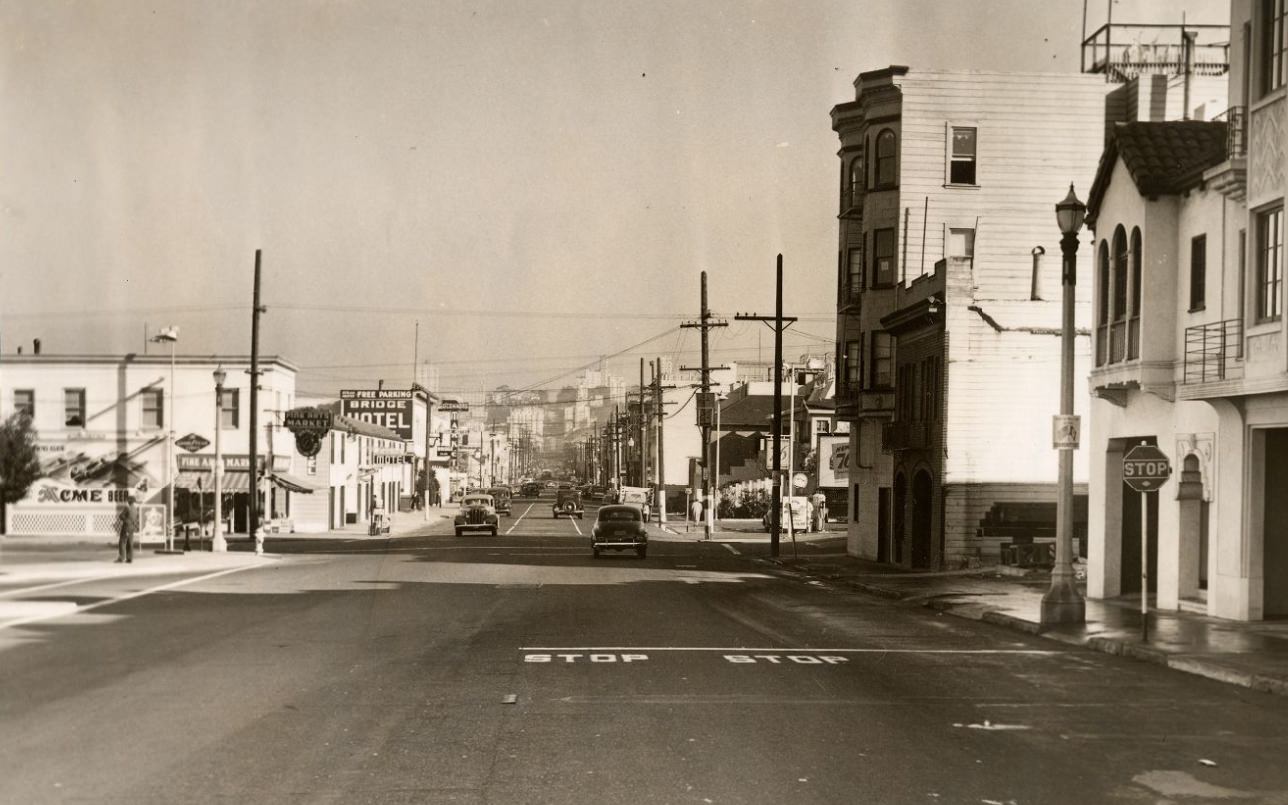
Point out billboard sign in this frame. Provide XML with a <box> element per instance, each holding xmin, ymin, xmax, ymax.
<box><xmin>817</xmin><ymin>435</ymin><xmax>851</xmax><ymax>487</ymax></box>
<box><xmin>340</xmin><ymin>389</ymin><xmax>414</xmax><ymax>440</ymax></box>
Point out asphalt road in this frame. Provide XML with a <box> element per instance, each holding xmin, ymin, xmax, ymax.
<box><xmin>2</xmin><ymin>493</ymin><xmax>1287</xmax><ymax>804</ymax></box>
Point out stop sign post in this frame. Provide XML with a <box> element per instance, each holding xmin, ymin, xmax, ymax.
<box><xmin>1123</xmin><ymin>443</ymin><xmax>1171</xmax><ymax>641</ymax></box>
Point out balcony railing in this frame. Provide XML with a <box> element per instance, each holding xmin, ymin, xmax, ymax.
<box><xmin>881</xmin><ymin>420</ymin><xmax>933</xmax><ymax>452</ymax></box>
<box><xmin>1184</xmin><ymin>319</ymin><xmax>1243</xmax><ymax>384</ymax></box>
<box><xmin>836</xmin><ymin>379</ymin><xmax>863</xmax><ymax>405</ymax></box>
<box><xmin>1216</xmin><ymin>106</ymin><xmax>1247</xmax><ymax>158</ymax></box>
<box><xmin>841</xmin><ymin>280</ymin><xmax>862</xmax><ymax>308</ymax></box>
<box><xmin>1096</xmin><ymin>316</ymin><xmax>1140</xmax><ymax>367</ymax></box>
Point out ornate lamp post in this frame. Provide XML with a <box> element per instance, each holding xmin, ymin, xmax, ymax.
<box><xmin>212</xmin><ymin>366</ymin><xmax>227</xmax><ymax>552</ymax></box>
<box><xmin>151</xmin><ymin>327</ymin><xmax>180</xmax><ymax>553</ymax></box>
<box><xmin>1041</xmin><ymin>184</ymin><xmax>1088</xmax><ymax>626</ymax></box>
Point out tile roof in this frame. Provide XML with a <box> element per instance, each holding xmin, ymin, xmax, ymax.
<box><xmin>1086</xmin><ymin>120</ymin><xmax>1228</xmax><ymax>224</ymax></box>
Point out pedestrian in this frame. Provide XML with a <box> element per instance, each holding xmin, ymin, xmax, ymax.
<box><xmin>115</xmin><ymin>497</ymin><xmax>138</xmax><ymax>563</ymax></box>
<box><xmin>690</xmin><ymin>496</ymin><xmax>703</xmax><ymax>531</ymax></box>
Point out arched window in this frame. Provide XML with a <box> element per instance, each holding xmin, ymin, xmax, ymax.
<box><xmin>875</xmin><ymin>129</ymin><xmax>897</xmax><ymax>188</ymax></box>
<box><xmin>1129</xmin><ymin>227</ymin><xmax>1142</xmax><ymax>359</ymax></box>
<box><xmin>1111</xmin><ymin>225</ymin><xmax>1129</xmax><ymax>363</ymax></box>
<box><xmin>1097</xmin><ymin>239</ymin><xmax>1110</xmax><ymax>366</ymax></box>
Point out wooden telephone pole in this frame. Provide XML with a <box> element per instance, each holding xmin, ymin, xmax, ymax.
<box><xmin>735</xmin><ymin>255</ymin><xmax>797</xmax><ymax>558</ymax></box>
<box><xmin>680</xmin><ymin>272</ymin><xmax>728</xmax><ymax>539</ymax></box>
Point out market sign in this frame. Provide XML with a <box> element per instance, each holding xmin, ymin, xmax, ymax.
<box><xmin>175</xmin><ymin>433</ymin><xmax>211</xmax><ymax>453</ymax></box>
<box><xmin>177</xmin><ymin>454</ymin><xmax>291</xmax><ymax>473</ymax></box>
<box><xmin>340</xmin><ymin>389</ymin><xmax>414</xmax><ymax>440</ymax></box>
<box><xmin>284</xmin><ymin>407</ymin><xmax>334</xmax><ymax>433</ymax></box>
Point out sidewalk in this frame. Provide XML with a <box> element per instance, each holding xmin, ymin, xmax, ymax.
<box><xmin>746</xmin><ymin>539</ymin><xmax>1288</xmax><ymax>697</ymax></box>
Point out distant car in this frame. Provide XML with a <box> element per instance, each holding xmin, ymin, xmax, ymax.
<box><xmin>455</xmin><ymin>494</ymin><xmax>499</xmax><ymax>536</ymax></box>
<box><xmin>545</xmin><ymin>481</ymin><xmax>558</xmax><ymax>489</ymax></box>
<box><xmin>591</xmin><ymin>504</ymin><xmax>648</xmax><ymax>559</ymax></box>
<box><xmin>519</xmin><ymin>481</ymin><xmax>543</xmax><ymax>498</ymax></box>
<box><xmin>552</xmin><ymin>489</ymin><xmax>584</xmax><ymax>519</ymax></box>
<box><xmin>487</xmin><ymin>486</ymin><xmax>512</xmax><ymax>516</ymax></box>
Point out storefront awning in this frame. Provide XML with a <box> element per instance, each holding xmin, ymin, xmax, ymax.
<box><xmin>268</xmin><ymin>472</ymin><xmax>323</xmax><ymax>494</ymax></box>
<box><xmin>174</xmin><ymin>471</ymin><xmax>250</xmax><ymax>492</ymax></box>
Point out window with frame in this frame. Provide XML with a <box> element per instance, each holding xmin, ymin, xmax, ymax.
<box><xmin>848</xmin><ymin>157</ymin><xmax>862</xmax><ymax>208</ymax></box>
<box><xmin>872</xmin><ymin>228</ymin><xmax>896</xmax><ymax>287</ymax></box>
<box><xmin>1257</xmin><ymin>205</ymin><xmax>1283</xmax><ymax>322</ymax></box>
<box><xmin>847</xmin><ymin>247</ymin><xmax>863</xmax><ymax>297</ymax></box>
<box><xmin>948</xmin><ymin>126</ymin><xmax>977</xmax><ymax>184</ymax></box>
<box><xmin>1261</xmin><ymin>0</ymin><xmax>1288</xmax><ymax>95</ymax></box>
<box><xmin>1189</xmin><ymin>234</ymin><xmax>1207</xmax><ymax>311</ymax></box>
<box><xmin>219</xmin><ymin>388</ymin><xmax>240</xmax><ymax>429</ymax></box>
<box><xmin>13</xmin><ymin>389</ymin><xmax>34</xmax><ymax>419</ymax></box>
<box><xmin>874</xmin><ymin>129</ymin><xmax>897</xmax><ymax>187</ymax></box>
<box><xmin>869</xmin><ymin>332</ymin><xmax>893</xmax><ymax>389</ymax></box>
<box><xmin>844</xmin><ymin>339</ymin><xmax>862</xmax><ymax>388</ymax></box>
<box><xmin>141</xmin><ymin>388</ymin><xmax>164</xmax><ymax>430</ymax></box>
<box><xmin>64</xmin><ymin>388</ymin><xmax>86</xmax><ymax>427</ymax></box>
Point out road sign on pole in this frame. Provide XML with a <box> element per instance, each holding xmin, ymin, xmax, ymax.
<box><xmin>1123</xmin><ymin>444</ymin><xmax>1171</xmax><ymax>492</ymax></box>
<box><xmin>1123</xmin><ymin>443</ymin><xmax>1170</xmax><ymax>642</ymax></box>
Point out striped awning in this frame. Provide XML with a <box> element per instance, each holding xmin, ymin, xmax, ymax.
<box><xmin>174</xmin><ymin>471</ymin><xmax>250</xmax><ymax>492</ymax></box>
<box><xmin>269</xmin><ymin>472</ymin><xmax>322</xmax><ymax>494</ymax></box>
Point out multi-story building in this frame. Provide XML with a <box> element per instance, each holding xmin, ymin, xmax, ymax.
<box><xmin>831</xmin><ymin>67</ymin><xmax>1108</xmax><ymax>568</ymax></box>
<box><xmin>1084</xmin><ymin>1</ymin><xmax>1287</xmax><ymax>621</ymax></box>
<box><xmin>1</xmin><ymin>348</ymin><xmax>299</xmax><ymax>539</ymax></box>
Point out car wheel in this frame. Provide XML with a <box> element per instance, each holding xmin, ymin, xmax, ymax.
<box><xmin>491</xmin><ymin>527</ymin><xmax>498</xmax><ymax>536</ymax></box>
<box><xmin>636</xmin><ymin>546</ymin><xmax>647</xmax><ymax>559</ymax></box>
<box><xmin>455</xmin><ymin>528</ymin><xmax>463</xmax><ymax>537</ymax></box>
<box><xmin>592</xmin><ymin>548</ymin><xmax>600</xmax><ymax>559</ymax></box>
<box><xmin>577</xmin><ymin>513</ymin><xmax>584</xmax><ymax>520</ymax></box>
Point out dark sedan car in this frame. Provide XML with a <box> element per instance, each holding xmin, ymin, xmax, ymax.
<box><xmin>591</xmin><ymin>504</ymin><xmax>648</xmax><ymax>559</ymax></box>
<box><xmin>518</xmin><ymin>481</ymin><xmax>543</xmax><ymax>498</ymax></box>
<box><xmin>552</xmin><ymin>489</ymin><xmax>584</xmax><ymax>519</ymax></box>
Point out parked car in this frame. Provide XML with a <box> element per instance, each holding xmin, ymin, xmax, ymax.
<box><xmin>487</xmin><ymin>486</ymin><xmax>512</xmax><ymax>516</ymax></box>
<box><xmin>552</xmin><ymin>488</ymin><xmax>584</xmax><ymax>519</ymax></box>
<box><xmin>591</xmin><ymin>504</ymin><xmax>648</xmax><ymax>559</ymax></box>
<box><xmin>455</xmin><ymin>494</ymin><xmax>499</xmax><ymax>536</ymax></box>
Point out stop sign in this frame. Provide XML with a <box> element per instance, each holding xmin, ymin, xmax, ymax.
<box><xmin>1123</xmin><ymin>444</ymin><xmax>1171</xmax><ymax>492</ymax></box>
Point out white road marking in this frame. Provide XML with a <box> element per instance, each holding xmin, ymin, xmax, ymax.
<box><xmin>569</xmin><ymin>517</ymin><xmax>583</xmax><ymax>536</ymax></box>
<box><xmin>0</xmin><ymin>562</ymin><xmax>266</xmax><ymax>631</ymax></box>
<box><xmin>520</xmin><ymin>646</ymin><xmax>1063</xmax><ymax>655</ymax></box>
<box><xmin>722</xmin><ymin>544</ymin><xmax>741</xmax><ymax>555</ymax></box>
<box><xmin>0</xmin><ymin>575</ymin><xmax>124</xmax><ymax>599</ymax></box>
<box><xmin>505</xmin><ymin>503</ymin><xmax>537</xmax><ymax>535</ymax></box>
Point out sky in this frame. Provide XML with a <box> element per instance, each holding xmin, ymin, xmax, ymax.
<box><xmin>0</xmin><ymin>0</ymin><xmax>1227</xmax><ymax>398</ymax></box>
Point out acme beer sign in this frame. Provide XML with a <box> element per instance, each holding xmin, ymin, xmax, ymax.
<box><xmin>340</xmin><ymin>389</ymin><xmax>414</xmax><ymax>440</ymax></box>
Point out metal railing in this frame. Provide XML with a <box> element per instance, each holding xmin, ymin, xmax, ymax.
<box><xmin>836</xmin><ymin>379</ymin><xmax>863</xmax><ymax>405</ymax></box>
<box><xmin>1184</xmin><ymin>319</ymin><xmax>1243</xmax><ymax>384</ymax></box>
<box><xmin>1081</xmin><ymin>23</ymin><xmax>1230</xmax><ymax>82</ymax></box>
<box><xmin>1216</xmin><ymin>106</ymin><xmax>1247</xmax><ymax>158</ymax></box>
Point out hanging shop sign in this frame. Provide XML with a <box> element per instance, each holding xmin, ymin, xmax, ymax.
<box><xmin>437</xmin><ymin>400</ymin><xmax>470</xmax><ymax>413</ymax></box>
<box><xmin>340</xmin><ymin>390</ymin><xmax>414</xmax><ymax>440</ymax></box>
<box><xmin>284</xmin><ymin>407</ymin><xmax>334</xmax><ymax>458</ymax></box>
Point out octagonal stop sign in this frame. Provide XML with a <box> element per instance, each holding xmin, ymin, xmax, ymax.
<box><xmin>1123</xmin><ymin>444</ymin><xmax>1171</xmax><ymax>492</ymax></box>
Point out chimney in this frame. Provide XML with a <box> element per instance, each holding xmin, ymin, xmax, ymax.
<box><xmin>33</xmin><ymin>338</ymin><xmax>41</xmax><ymax>355</ymax></box>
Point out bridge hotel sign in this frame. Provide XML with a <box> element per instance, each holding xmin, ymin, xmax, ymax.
<box><xmin>340</xmin><ymin>389</ymin><xmax>415</xmax><ymax>440</ymax></box>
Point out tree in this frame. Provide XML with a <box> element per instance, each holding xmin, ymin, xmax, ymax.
<box><xmin>0</xmin><ymin>413</ymin><xmax>41</xmax><ymax>534</ymax></box>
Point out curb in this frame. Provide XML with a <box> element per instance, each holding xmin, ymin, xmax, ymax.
<box><xmin>774</xmin><ymin>563</ymin><xmax>1288</xmax><ymax>698</ymax></box>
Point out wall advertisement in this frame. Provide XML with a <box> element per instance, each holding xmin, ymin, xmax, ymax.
<box><xmin>340</xmin><ymin>389</ymin><xmax>414</xmax><ymax>440</ymax></box>
<box><xmin>817</xmin><ymin>435</ymin><xmax>851</xmax><ymax>487</ymax></box>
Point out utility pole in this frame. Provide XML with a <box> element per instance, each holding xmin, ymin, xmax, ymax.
<box><xmin>735</xmin><ymin>255</ymin><xmax>797</xmax><ymax>558</ymax></box>
<box><xmin>681</xmin><ymin>271</ymin><xmax>728</xmax><ymax>539</ymax></box>
<box><xmin>652</xmin><ymin>357</ymin><xmax>676</xmax><ymax>523</ymax></box>
<box><xmin>248</xmin><ymin>249</ymin><xmax>266</xmax><ymax>555</ymax></box>
<box><xmin>639</xmin><ymin>358</ymin><xmax>647</xmax><ymax>488</ymax></box>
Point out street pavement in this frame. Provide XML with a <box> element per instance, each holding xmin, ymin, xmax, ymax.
<box><xmin>2</xmin><ymin>499</ymin><xmax>1288</xmax><ymax>798</ymax></box>
<box><xmin>1</xmin><ymin>498</ymin><xmax>1288</xmax><ymax>802</ymax></box>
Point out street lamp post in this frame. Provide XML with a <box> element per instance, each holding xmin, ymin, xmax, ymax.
<box><xmin>151</xmin><ymin>327</ymin><xmax>180</xmax><ymax>553</ymax></box>
<box><xmin>212</xmin><ymin>366</ymin><xmax>227</xmax><ymax>552</ymax></box>
<box><xmin>1041</xmin><ymin>184</ymin><xmax>1088</xmax><ymax>626</ymax></box>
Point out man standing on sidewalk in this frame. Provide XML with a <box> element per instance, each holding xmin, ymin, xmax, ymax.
<box><xmin>115</xmin><ymin>497</ymin><xmax>138</xmax><ymax>563</ymax></box>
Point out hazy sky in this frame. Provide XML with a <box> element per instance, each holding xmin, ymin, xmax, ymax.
<box><xmin>1</xmin><ymin>0</ymin><xmax>1225</xmax><ymax>396</ymax></box>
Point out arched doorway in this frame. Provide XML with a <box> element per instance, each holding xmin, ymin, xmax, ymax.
<box><xmin>892</xmin><ymin>473</ymin><xmax>906</xmax><ymax>565</ymax></box>
<box><xmin>911</xmin><ymin>470</ymin><xmax>933</xmax><ymax>569</ymax></box>
<box><xmin>1176</xmin><ymin>454</ymin><xmax>1208</xmax><ymax>603</ymax></box>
